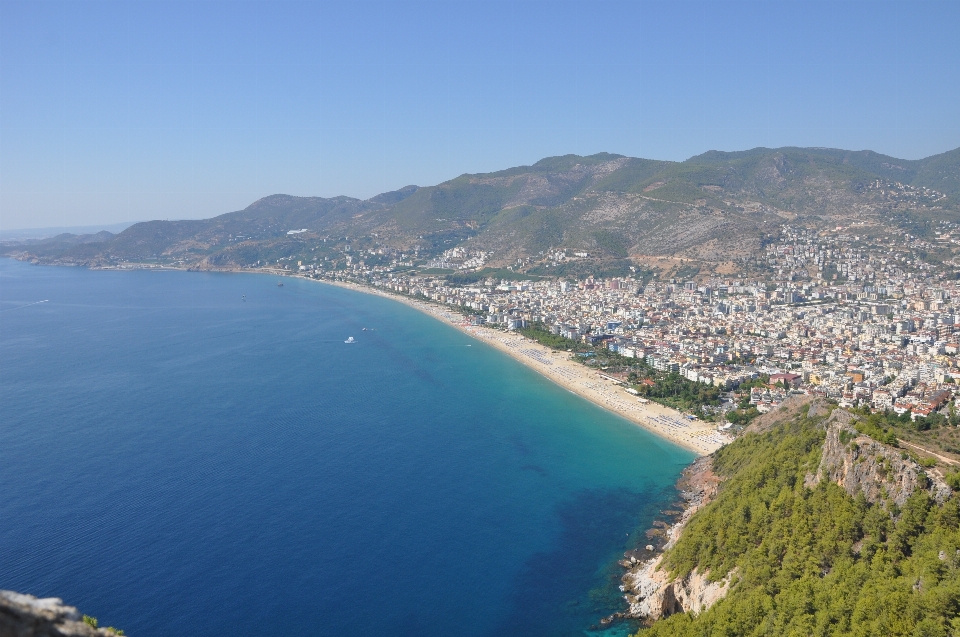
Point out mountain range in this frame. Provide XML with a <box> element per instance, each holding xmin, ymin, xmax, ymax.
<box><xmin>6</xmin><ymin>146</ymin><xmax>960</xmax><ymax>278</ymax></box>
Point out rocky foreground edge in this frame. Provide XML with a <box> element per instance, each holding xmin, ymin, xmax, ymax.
<box><xmin>0</xmin><ymin>590</ymin><xmax>122</xmax><ymax>637</ymax></box>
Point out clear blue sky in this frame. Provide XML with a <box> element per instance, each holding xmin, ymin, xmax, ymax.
<box><xmin>2</xmin><ymin>0</ymin><xmax>958</xmax><ymax>229</ymax></box>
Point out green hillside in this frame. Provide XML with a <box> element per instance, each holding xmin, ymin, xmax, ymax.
<box><xmin>915</xmin><ymin>148</ymin><xmax>960</xmax><ymax>201</ymax></box>
<box><xmin>639</xmin><ymin>406</ymin><xmax>960</xmax><ymax>637</ymax></box>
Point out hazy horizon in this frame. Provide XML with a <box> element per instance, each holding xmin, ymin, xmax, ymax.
<box><xmin>3</xmin><ymin>141</ymin><xmax>960</xmax><ymax>233</ymax></box>
<box><xmin>2</xmin><ymin>0</ymin><xmax>959</xmax><ymax>230</ymax></box>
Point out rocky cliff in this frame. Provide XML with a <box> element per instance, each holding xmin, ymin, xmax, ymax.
<box><xmin>617</xmin><ymin>398</ymin><xmax>813</xmax><ymax>624</ymax></box>
<box><xmin>808</xmin><ymin>407</ymin><xmax>951</xmax><ymax>506</ymax></box>
<box><xmin>616</xmin><ymin>456</ymin><xmax>731</xmax><ymax>624</ymax></box>
<box><xmin>0</xmin><ymin>590</ymin><xmax>122</xmax><ymax>637</ymax></box>
<box><xmin>623</xmin><ymin>555</ymin><xmax>735</xmax><ymax>621</ymax></box>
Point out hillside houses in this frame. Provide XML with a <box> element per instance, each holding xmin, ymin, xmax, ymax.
<box><xmin>310</xmin><ymin>221</ymin><xmax>960</xmax><ymax>420</ymax></box>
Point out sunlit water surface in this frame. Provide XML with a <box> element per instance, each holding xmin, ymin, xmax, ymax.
<box><xmin>0</xmin><ymin>260</ymin><xmax>693</xmax><ymax>636</ymax></box>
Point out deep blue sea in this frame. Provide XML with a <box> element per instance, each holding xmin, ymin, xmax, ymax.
<box><xmin>0</xmin><ymin>259</ymin><xmax>693</xmax><ymax>636</ymax></box>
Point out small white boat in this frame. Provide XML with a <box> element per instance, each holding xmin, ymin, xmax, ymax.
<box><xmin>344</xmin><ymin>337</ymin><xmax>355</xmax><ymax>344</ymax></box>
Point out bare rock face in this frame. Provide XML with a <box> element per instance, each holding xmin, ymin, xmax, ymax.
<box><xmin>620</xmin><ymin>455</ymin><xmax>731</xmax><ymax>622</ymax></box>
<box><xmin>623</xmin><ymin>556</ymin><xmax>735</xmax><ymax>620</ymax></box>
<box><xmin>673</xmin><ymin>567</ymin><xmax>736</xmax><ymax>615</ymax></box>
<box><xmin>0</xmin><ymin>590</ymin><xmax>119</xmax><ymax>637</ymax></box>
<box><xmin>623</xmin><ymin>556</ymin><xmax>675</xmax><ymax>618</ymax></box>
<box><xmin>809</xmin><ymin>408</ymin><xmax>951</xmax><ymax>506</ymax></box>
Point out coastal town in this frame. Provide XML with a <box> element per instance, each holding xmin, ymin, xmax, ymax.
<box><xmin>7</xmin><ymin>2</ymin><xmax>960</xmax><ymax>634</ymax></box>
<box><xmin>280</xmin><ymin>219</ymin><xmax>960</xmax><ymax>449</ymax></box>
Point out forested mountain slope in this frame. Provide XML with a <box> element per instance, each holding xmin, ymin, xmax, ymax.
<box><xmin>634</xmin><ymin>399</ymin><xmax>960</xmax><ymax>637</ymax></box>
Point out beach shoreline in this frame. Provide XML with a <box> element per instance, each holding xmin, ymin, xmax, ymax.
<box><xmin>310</xmin><ymin>275</ymin><xmax>729</xmax><ymax>456</ymax></box>
<box><xmin>29</xmin><ymin>259</ymin><xmax>728</xmax><ymax>455</ymax></box>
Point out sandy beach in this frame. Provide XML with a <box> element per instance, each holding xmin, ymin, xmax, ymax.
<box><xmin>313</xmin><ymin>276</ymin><xmax>729</xmax><ymax>456</ymax></box>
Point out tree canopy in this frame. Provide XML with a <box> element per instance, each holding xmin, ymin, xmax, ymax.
<box><xmin>640</xmin><ymin>408</ymin><xmax>960</xmax><ymax>637</ymax></box>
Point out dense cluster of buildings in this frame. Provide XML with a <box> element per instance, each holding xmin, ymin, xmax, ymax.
<box><xmin>305</xmin><ymin>222</ymin><xmax>960</xmax><ymax>419</ymax></box>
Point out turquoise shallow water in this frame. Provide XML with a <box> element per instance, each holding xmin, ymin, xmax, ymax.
<box><xmin>0</xmin><ymin>259</ymin><xmax>693</xmax><ymax>636</ymax></box>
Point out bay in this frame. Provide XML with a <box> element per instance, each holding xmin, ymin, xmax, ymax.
<box><xmin>0</xmin><ymin>259</ymin><xmax>693</xmax><ymax>636</ymax></box>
